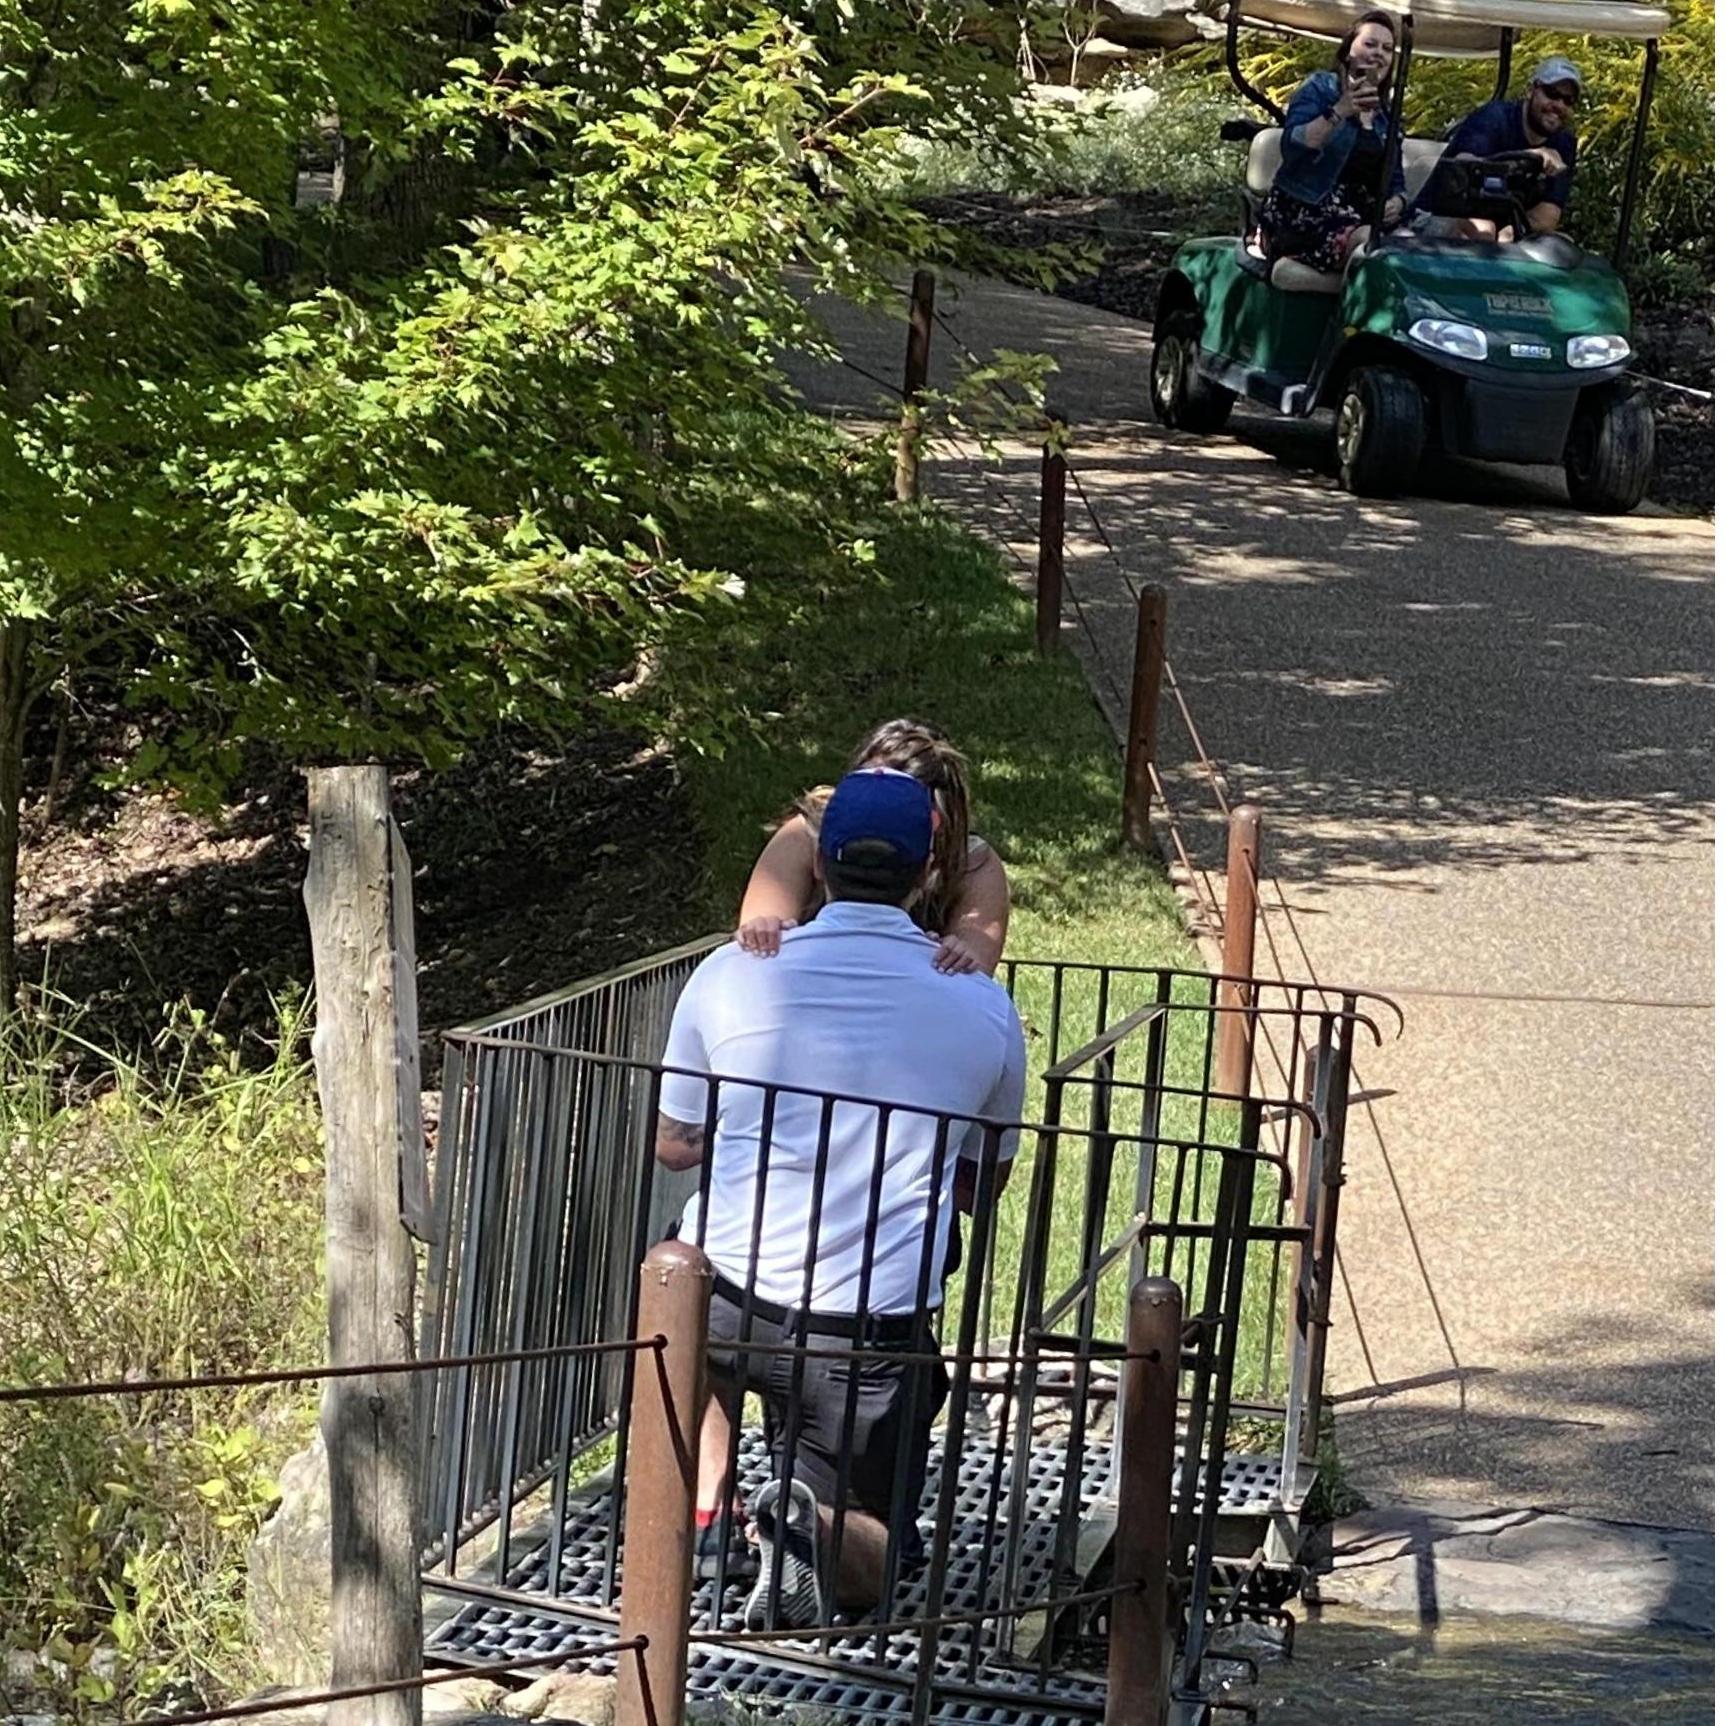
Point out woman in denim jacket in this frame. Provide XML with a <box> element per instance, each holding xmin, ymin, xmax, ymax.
<box><xmin>1260</xmin><ymin>10</ymin><xmax>1407</xmax><ymax>274</ymax></box>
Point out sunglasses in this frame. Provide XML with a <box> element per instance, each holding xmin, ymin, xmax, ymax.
<box><xmin>1535</xmin><ymin>82</ymin><xmax>1580</xmax><ymax>107</ymax></box>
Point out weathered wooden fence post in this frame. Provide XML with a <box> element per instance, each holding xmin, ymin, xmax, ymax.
<box><xmin>1121</xmin><ymin>586</ymin><xmax>1168</xmax><ymax>851</ymax></box>
<box><xmin>894</xmin><ymin>269</ymin><xmax>937</xmax><ymax>503</ymax></box>
<box><xmin>617</xmin><ymin>1241</ymin><xmax>711</xmax><ymax>1726</ymax></box>
<box><xmin>304</xmin><ymin>764</ymin><xmax>426</xmax><ymax>1726</ymax></box>
<box><xmin>1037</xmin><ymin>408</ymin><xmax>1067</xmax><ymax>655</ymax></box>
<box><xmin>1106</xmin><ymin>1276</ymin><xmax>1182</xmax><ymax>1726</ymax></box>
<box><xmin>1215</xmin><ymin>804</ymin><xmax>1261</xmax><ymax>1098</ymax></box>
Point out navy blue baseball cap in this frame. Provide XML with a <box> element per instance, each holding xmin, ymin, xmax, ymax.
<box><xmin>820</xmin><ymin>768</ymin><xmax>934</xmax><ymax>869</ymax></box>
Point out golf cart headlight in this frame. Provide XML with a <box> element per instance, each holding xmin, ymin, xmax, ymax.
<box><xmin>1410</xmin><ymin>319</ymin><xmax>1488</xmax><ymax>361</ymax></box>
<box><xmin>1568</xmin><ymin>334</ymin><xmax>1631</xmax><ymax>370</ymax></box>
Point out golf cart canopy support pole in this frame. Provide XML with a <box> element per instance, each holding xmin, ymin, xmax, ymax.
<box><xmin>1491</xmin><ymin>27</ymin><xmax>1513</xmax><ymax>99</ymax></box>
<box><xmin>1227</xmin><ymin>0</ymin><xmax>1284</xmax><ymax>121</ymax></box>
<box><xmin>1371</xmin><ymin>11</ymin><xmax>1417</xmax><ymax>242</ymax></box>
<box><xmin>1614</xmin><ymin>38</ymin><xmax>1660</xmax><ymax>271</ymax></box>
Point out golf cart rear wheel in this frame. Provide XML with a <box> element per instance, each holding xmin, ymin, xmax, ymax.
<box><xmin>1152</xmin><ymin>313</ymin><xmax>1235</xmax><ymax>434</ymax></box>
<box><xmin>1565</xmin><ymin>381</ymin><xmax>1655</xmax><ymax>515</ymax></box>
<box><xmin>1336</xmin><ymin>366</ymin><xmax>1425</xmax><ymax>497</ymax></box>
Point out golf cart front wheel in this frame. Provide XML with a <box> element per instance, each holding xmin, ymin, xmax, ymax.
<box><xmin>1336</xmin><ymin>366</ymin><xmax>1425</xmax><ymax>497</ymax></box>
<box><xmin>1151</xmin><ymin>313</ymin><xmax>1235</xmax><ymax>434</ymax></box>
<box><xmin>1565</xmin><ymin>382</ymin><xmax>1655</xmax><ymax>515</ymax></box>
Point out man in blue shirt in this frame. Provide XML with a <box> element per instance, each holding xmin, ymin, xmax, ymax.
<box><xmin>1417</xmin><ymin>56</ymin><xmax>1582</xmax><ymax>240</ymax></box>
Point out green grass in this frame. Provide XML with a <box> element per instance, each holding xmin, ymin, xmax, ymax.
<box><xmin>680</xmin><ymin>506</ymin><xmax>1192</xmax><ymax>964</ymax></box>
<box><xmin>675</xmin><ymin>505</ymin><xmax>1295</xmax><ymax>1417</ymax></box>
<box><xmin>0</xmin><ymin>997</ymin><xmax>324</xmax><ymax>1718</ymax></box>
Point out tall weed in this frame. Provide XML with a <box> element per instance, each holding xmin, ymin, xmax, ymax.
<box><xmin>0</xmin><ymin>997</ymin><xmax>324</xmax><ymax>1718</ymax></box>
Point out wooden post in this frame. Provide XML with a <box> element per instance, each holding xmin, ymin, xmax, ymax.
<box><xmin>617</xmin><ymin>1241</ymin><xmax>711</xmax><ymax>1726</ymax></box>
<box><xmin>894</xmin><ymin>269</ymin><xmax>936</xmax><ymax>503</ymax></box>
<box><xmin>304</xmin><ymin>764</ymin><xmax>424</xmax><ymax>1726</ymax></box>
<box><xmin>1037</xmin><ymin>410</ymin><xmax>1067</xmax><ymax>655</ymax></box>
<box><xmin>1121</xmin><ymin>586</ymin><xmax>1168</xmax><ymax>851</ymax></box>
<box><xmin>1106</xmin><ymin>1276</ymin><xmax>1182</xmax><ymax>1726</ymax></box>
<box><xmin>1215</xmin><ymin>804</ymin><xmax>1261</xmax><ymax>1099</ymax></box>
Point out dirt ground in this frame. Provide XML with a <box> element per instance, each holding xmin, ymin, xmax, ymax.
<box><xmin>926</xmin><ymin>190</ymin><xmax>1714</xmax><ymax>513</ymax></box>
<box><xmin>15</xmin><ymin>720</ymin><xmax>710</xmax><ymax>1063</ymax></box>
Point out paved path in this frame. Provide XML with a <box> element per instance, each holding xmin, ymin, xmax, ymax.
<box><xmin>785</xmin><ymin>275</ymin><xmax>1715</xmax><ymax>1536</ymax></box>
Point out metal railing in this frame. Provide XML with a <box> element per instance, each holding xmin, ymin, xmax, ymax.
<box><xmin>417</xmin><ymin>936</ymin><xmax>723</xmax><ymax>1564</ymax></box>
<box><xmin>418</xmin><ymin>943</ymin><xmax>1388</xmax><ymax>1723</ymax></box>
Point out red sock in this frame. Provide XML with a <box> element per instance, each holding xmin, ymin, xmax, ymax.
<box><xmin>695</xmin><ymin>1507</ymin><xmax>718</xmax><ymax>1528</ymax></box>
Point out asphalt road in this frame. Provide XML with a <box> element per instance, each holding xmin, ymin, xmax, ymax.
<box><xmin>784</xmin><ymin>274</ymin><xmax>1715</xmax><ymax>1533</ymax></box>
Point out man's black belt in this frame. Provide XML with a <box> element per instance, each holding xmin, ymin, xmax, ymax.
<box><xmin>710</xmin><ymin>1273</ymin><xmax>927</xmax><ymax>1347</ymax></box>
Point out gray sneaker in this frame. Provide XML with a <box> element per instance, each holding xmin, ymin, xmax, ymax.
<box><xmin>744</xmin><ymin>1478</ymin><xmax>828</xmax><ymax>1631</ymax></box>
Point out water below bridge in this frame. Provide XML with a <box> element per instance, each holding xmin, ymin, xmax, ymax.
<box><xmin>1240</xmin><ymin>1606</ymin><xmax>1713</xmax><ymax>1722</ymax></box>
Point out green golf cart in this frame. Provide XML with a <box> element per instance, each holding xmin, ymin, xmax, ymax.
<box><xmin>1150</xmin><ymin>0</ymin><xmax>1669</xmax><ymax>511</ymax></box>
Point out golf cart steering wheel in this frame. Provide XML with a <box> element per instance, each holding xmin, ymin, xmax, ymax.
<box><xmin>1484</xmin><ymin>152</ymin><xmax>1553</xmax><ymax>236</ymax></box>
<box><xmin>1423</xmin><ymin>150</ymin><xmax>1544</xmax><ymax>231</ymax></box>
<box><xmin>1484</xmin><ymin>148</ymin><xmax>1552</xmax><ymax>178</ymax></box>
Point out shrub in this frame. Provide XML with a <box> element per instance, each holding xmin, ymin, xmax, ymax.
<box><xmin>884</xmin><ymin>58</ymin><xmax>1241</xmax><ymax>215</ymax></box>
<box><xmin>0</xmin><ymin>997</ymin><xmax>324</xmax><ymax>1717</ymax></box>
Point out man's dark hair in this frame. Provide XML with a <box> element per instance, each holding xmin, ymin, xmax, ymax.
<box><xmin>825</xmin><ymin>839</ymin><xmax>923</xmax><ymax>906</ymax></box>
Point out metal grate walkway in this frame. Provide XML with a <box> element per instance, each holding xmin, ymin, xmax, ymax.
<box><xmin>426</xmin><ymin>1429</ymin><xmax>1300</xmax><ymax>1724</ymax></box>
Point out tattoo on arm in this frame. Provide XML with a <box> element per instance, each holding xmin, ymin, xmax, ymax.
<box><xmin>656</xmin><ymin>1114</ymin><xmax>707</xmax><ymax>1170</ymax></box>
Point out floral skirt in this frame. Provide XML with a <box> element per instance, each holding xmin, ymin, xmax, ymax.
<box><xmin>1260</xmin><ymin>182</ymin><xmax>1374</xmax><ymax>273</ymax></box>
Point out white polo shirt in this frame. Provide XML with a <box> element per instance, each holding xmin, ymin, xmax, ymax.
<box><xmin>658</xmin><ymin>901</ymin><xmax>1026</xmax><ymax>1314</ymax></box>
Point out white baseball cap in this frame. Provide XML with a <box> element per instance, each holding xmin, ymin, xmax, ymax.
<box><xmin>1532</xmin><ymin>55</ymin><xmax>1583</xmax><ymax>93</ymax></box>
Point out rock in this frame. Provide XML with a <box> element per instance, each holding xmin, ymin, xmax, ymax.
<box><xmin>1209</xmin><ymin>1618</ymin><xmax>1291</xmax><ymax>1662</ymax></box>
<box><xmin>1095</xmin><ymin>85</ymin><xmax>1162</xmax><ymax>120</ymax></box>
<box><xmin>425</xmin><ymin>1678</ymin><xmax>509</xmax><ymax>1715</ymax></box>
<box><xmin>246</xmin><ymin>1434</ymin><xmax>331</xmax><ymax>1690</ymax></box>
<box><xmin>1316</xmin><ymin>1498</ymin><xmax>1715</xmax><ymax>1635</ymax></box>
<box><xmin>1094</xmin><ymin>0</ymin><xmax>1209</xmax><ymax>49</ymax></box>
<box><xmin>497</xmin><ymin>1672</ymin><xmax>617</xmax><ymax>1726</ymax></box>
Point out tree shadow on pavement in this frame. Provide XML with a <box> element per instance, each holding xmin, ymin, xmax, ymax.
<box><xmin>1331</xmin><ymin>1295</ymin><xmax>1716</xmax><ymax>1537</ymax></box>
<box><xmin>934</xmin><ymin>430</ymin><xmax>1712</xmax><ymax>890</ymax></box>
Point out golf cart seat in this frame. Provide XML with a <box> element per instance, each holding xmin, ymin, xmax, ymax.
<box><xmin>1270</xmin><ymin>257</ymin><xmax>1343</xmax><ymax>293</ymax></box>
<box><xmin>1236</xmin><ymin>127</ymin><xmax>1451</xmax><ymax>295</ymax></box>
<box><xmin>1244</xmin><ymin>123</ymin><xmax>1448</xmax><ymax>196</ymax></box>
<box><xmin>1241</xmin><ymin>126</ymin><xmax>1450</xmax><ymax>225</ymax></box>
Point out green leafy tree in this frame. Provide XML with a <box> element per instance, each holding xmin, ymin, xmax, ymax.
<box><xmin>0</xmin><ymin>0</ymin><xmax>1061</xmax><ymax>1009</ymax></box>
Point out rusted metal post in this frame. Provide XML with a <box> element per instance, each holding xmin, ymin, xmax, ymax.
<box><xmin>1121</xmin><ymin>586</ymin><xmax>1168</xmax><ymax>850</ymax></box>
<box><xmin>1215</xmin><ymin>804</ymin><xmax>1261</xmax><ymax>1098</ymax></box>
<box><xmin>1037</xmin><ymin>409</ymin><xmax>1066</xmax><ymax>655</ymax></box>
<box><xmin>894</xmin><ymin>268</ymin><xmax>936</xmax><ymax>503</ymax></box>
<box><xmin>1106</xmin><ymin>1276</ymin><xmax>1182</xmax><ymax>1726</ymax></box>
<box><xmin>617</xmin><ymin>1240</ymin><xmax>711</xmax><ymax>1726</ymax></box>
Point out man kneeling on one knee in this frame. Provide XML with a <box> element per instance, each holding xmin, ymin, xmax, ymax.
<box><xmin>655</xmin><ymin>766</ymin><xmax>1027</xmax><ymax>1629</ymax></box>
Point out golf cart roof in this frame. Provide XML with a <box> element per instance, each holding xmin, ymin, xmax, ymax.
<box><xmin>1229</xmin><ymin>0</ymin><xmax>1671</xmax><ymax>52</ymax></box>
